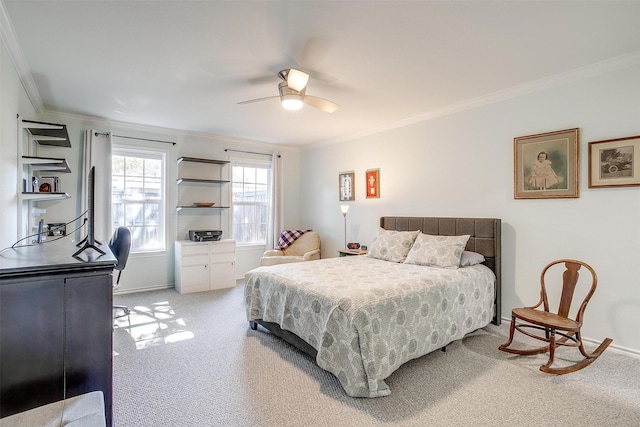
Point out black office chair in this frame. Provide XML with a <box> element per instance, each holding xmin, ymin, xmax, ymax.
<box><xmin>109</xmin><ymin>226</ymin><xmax>132</xmax><ymax>318</ymax></box>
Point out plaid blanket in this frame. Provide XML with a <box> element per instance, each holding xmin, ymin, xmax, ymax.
<box><xmin>277</xmin><ymin>230</ymin><xmax>311</xmax><ymax>249</ymax></box>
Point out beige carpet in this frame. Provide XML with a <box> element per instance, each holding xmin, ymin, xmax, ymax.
<box><xmin>113</xmin><ymin>283</ymin><xmax>640</xmax><ymax>427</ymax></box>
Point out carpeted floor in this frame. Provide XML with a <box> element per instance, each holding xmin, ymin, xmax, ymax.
<box><xmin>112</xmin><ymin>283</ymin><xmax>640</xmax><ymax>427</ymax></box>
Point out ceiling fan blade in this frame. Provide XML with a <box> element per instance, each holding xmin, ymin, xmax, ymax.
<box><xmin>286</xmin><ymin>69</ymin><xmax>309</xmax><ymax>91</ymax></box>
<box><xmin>304</xmin><ymin>95</ymin><xmax>339</xmax><ymax>113</ymax></box>
<box><xmin>237</xmin><ymin>96</ymin><xmax>279</xmax><ymax>105</ymax></box>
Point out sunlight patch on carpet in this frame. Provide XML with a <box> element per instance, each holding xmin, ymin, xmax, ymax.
<box><xmin>114</xmin><ymin>300</ymin><xmax>194</xmax><ymax>350</ymax></box>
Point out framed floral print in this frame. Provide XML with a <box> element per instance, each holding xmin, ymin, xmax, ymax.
<box><xmin>588</xmin><ymin>135</ymin><xmax>640</xmax><ymax>188</ymax></box>
<box><xmin>339</xmin><ymin>171</ymin><xmax>355</xmax><ymax>201</ymax></box>
<box><xmin>514</xmin><ymin>128</ymin><xmax>579</xmax><ymax>199</ymax></box>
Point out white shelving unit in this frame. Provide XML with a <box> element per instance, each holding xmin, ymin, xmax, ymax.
<box><xmin>175</xmin><ymin>156</ymin><xmax>231</xmax><ymax>240</ymax></box>
<box><xmin>17</xmin><ymin>117</ymin><xmax>72</xmax><ymax>241</ymax></box>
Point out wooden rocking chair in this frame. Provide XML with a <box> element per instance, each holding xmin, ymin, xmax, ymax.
<box><xmin>499</xmin><ymin>259</ymin><xmax>612</xmax><ymax>374</ymax></box>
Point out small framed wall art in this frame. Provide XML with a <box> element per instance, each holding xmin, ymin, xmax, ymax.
<box><xmin>514</xmin><ymin>128</ymin><xmax>579</xmax><ymax>199</ymax></box>
<box><xmin>365</xmin><ymin>169</ymin><xmax>380</xmax><ymax>198</ymax></box>
<box><xmin>39</xmin><ymin>176</ymin><xmax>58</xmax><ymax>192</ymax></box>
<box><xmin>588</xmin><ymin>135</ymin><xmax>640</xmax><ymax>188</ymax></box>
<box><xmin>339</xmin><ymin>171</ymin><xmax>355</xmax><ymax>201</ymax></box>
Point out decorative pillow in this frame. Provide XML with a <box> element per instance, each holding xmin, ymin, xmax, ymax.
<box><xmin>403</xmin><ymin>233</ymin><xmax>471</xmax><ymax>269</ymax></box>
<box><xmin>460</xmin><ymin>251</ymin><xmax>485</xmax><ymax>267</ymax></box>
<box><xmin>367</xmin><ymin>229</ymin><xmax>420</xmax><ymax>263</ymax></box>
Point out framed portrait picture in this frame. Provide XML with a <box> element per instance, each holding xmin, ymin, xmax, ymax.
<box><xmin>339</xmin><ymin>171</ymin><xmax>355</xmax><ymax>201</ymax></box>
<box><xmin>365</xmin><ymin>169</ymin><xmax>380</xmax><ymax>198</ymax></box>
<box><xmin>589</xmin><ymin>135</ymin><xmax>640</xmax><ymax>188</ymax></box>
<box><xmin>514</xmin><ymin>128</ymin><xmax>579</xmax><ymax>199</ymax></box>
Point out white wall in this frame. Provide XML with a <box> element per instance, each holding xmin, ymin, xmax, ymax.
<box><xmin>0</xmin><ymin>35</ymin><xmax>37</xmax><ymax>249</ymax></box>
<box><xmin>299</xmin><ymin>64</ymin><xmax>640</xmax><ymax>354</ymax></box>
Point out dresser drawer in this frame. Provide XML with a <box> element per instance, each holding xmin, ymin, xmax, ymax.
<box><xmin>209</xmin><ymin>242</ymin><xmax>235</xmax><ymax>255</ymax></box>
<box><xmin>180</xmin><ymin>244</ymin><xmax>209</xmax><ymax>256</ymax></box>
<box><xmin>181</xmin><ymin>254</ymin><xmax>209</xmax><ymax>267</ymax></box>
<box><xmin>209</xmin><ymin>252</ymin><xmax>235</xmax><ymax>263</ymax></box>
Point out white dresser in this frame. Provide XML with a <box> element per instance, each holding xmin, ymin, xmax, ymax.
<box><xmin>174</xmin><ymin>240</ymin><xmax>236</xmax><ymax>294</ymax></box>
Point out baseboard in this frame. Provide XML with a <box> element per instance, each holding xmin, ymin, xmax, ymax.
<box><xmin>113</xmin><ymin>284</ymin><xmax>174</xmax><ymax>295</ymax></box>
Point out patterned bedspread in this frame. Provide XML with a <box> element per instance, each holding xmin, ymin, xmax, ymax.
<box><xmin>244</xmin><ymin>256</ymin><xmax>495</xmax><ymax>397</ymax></box>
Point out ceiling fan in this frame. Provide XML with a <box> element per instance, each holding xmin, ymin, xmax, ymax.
<box><xmin>238</xmin><ymin>69</ymin><xmax>339</xmax><ymax>113</ymax></box>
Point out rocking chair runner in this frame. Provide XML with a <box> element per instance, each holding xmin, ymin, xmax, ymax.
<box><xmin>499</xmin><ymin>259</ymin><xmax>612</xmax><ymax>374</ymax></box>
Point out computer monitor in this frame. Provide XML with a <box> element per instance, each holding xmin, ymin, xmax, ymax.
<box><xmin>73</xmin><ymin>166</ymin><xmax>105</xmax><ymax>257</ymax></box>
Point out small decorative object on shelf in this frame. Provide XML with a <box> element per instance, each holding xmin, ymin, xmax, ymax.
<box><xmin>347</xmin><ymin>242</ymin><xmax>360</xmax><ymax>249</ymax></box>
<box><xmin>39</xmin><ymin>176</ymin><xmax>58</xmax><ymax>192</ymax></box>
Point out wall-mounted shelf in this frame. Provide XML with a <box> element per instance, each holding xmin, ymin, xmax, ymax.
<box><xmin>22</xmin><ymin>192</ymin><xmax>71</xmax><ymax>201</ymax></box>
<box><xmin>176</xmin><ymin>178</ymin><xmax>230</xmax><ymax>185</ymax></box>
<box><xmin>177</xmin><ymin>157</ymin><xmax>230</xmax><ymax>165</ymax></box>
<box><xmin>21</xmin><ymin>119</ymin><xmax>71</xmax><ymax>147</ymax></box>
<box><xmin>22</xmin><ymin>156</ymin><xmax>71</xmax><ymax>173</ymax></box>
<box><xmin>176</xmin><ymin>205</ymin><xmax>230</xmax><ymax>211</ymax></box>
<box><xmin>17</xmin><ymin>116</ymin><xmax>72</xmax><ymax>241</ymax></box>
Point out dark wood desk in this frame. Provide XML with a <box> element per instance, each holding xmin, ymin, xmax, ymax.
<box><xmin>0</xmin><ymin>239</ymin><xmax>116</xmax><ymax>426</ymax></box>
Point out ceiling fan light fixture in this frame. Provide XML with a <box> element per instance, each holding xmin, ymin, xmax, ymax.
<box><xmin>286</xmin><ymin>68</ymin><xmax>310</xmax><ymax>91</ymax></box>
<box><xmin>281</xmin><ymin>94</ymin><xmax>304</xmax><ymax>110</ymax></box>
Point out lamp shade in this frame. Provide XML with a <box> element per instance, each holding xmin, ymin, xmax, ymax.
<box><xmin>340</xmin><ymin>205</ymin><xmax>349</xmax><ymax>215</ymax></box>
<box><xmin>286</xmin><ymin>69</ymin><xmax>310</xmax><ymax>92</ymax></box>
<box><xmin>279</xmin><ymin>81</ymin><xmax>304</xmax><ymax>110</ymax></box>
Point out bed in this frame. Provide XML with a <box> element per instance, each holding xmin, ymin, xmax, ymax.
<box><xmin>245</xmin><ymin>216</ymin><xmax>501</xmax><ymax>397</ymax></box>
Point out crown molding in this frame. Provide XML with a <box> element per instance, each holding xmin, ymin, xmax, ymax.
<box><xmin>307</xmin><ymin>50</ymin><xmax>640</xmax><ymax>151</ymax></box>
<box><xmin>0</xmin><ymin>1</ymin><xmax>44</xmax><ymax>112</ymax></box>
<box><xmin>40</xmin><ymin>109</ymin><xmax>300</xmax><ymax>153</ymax></box>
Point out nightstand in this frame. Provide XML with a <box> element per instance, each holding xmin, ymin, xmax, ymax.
<box><xmin>337</xmin><ymin>249</ymin><xmax>368</xmax><ymax>257</ymax></box>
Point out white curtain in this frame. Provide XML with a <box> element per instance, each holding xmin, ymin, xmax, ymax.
<box><xmin>81</xmin><ymin>130</ymin><xmax>112</xmax><ymax>244</ymax></box>
<box><xmin>266</xmin><ymin>154</ymin><xmax>283</xmax><ymax>249</ymax></box>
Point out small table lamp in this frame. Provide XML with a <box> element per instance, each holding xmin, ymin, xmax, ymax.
<box><xmin>340</xmin><ymin>205</ymin><xmax>349</xmax><ymax>248</ymax></box>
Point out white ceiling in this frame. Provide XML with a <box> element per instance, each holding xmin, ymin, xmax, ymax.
<box><xmin>2</xmin><ymin>1</ymin><xmax>639</xmax><ymax>147</ymax></box>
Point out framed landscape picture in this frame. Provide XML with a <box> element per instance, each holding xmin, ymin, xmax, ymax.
<box><xmin>588</xmin><ymin>135</ymin><xmax>640</xmax><ymax>188</ymax></box>
<box><xmin>339</xmin><ymin>171</ymin><xmax>355</xmax><ymax>201</ymax></box>
<box><xmin>514</xmin><ymin>128</ymin><xmax>579</xmax><ymax>199</ymax></box>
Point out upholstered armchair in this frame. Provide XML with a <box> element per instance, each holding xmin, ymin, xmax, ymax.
<box><xmin>260</xmin><ymin>231</ymin><xmax>321</xmax><ymax>266</ymax></box>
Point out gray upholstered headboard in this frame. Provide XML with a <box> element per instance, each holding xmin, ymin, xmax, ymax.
<box><xmin>380</xmin><ymin>216</ymin><xmax>502</xmax><ymax>325</ymax></box>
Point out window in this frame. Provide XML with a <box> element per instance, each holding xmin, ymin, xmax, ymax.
<box><xmin>232</xmin><ymin>162</ymin><xmax>271</xmax><ymax>244</ymax></box>
<box><xmin>112</xmin><ymin>147</ymin><xmax>166</xmax><ymax>252</ymax></box>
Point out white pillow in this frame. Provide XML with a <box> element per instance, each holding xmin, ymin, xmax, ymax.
<box><xmin>367</xmin><ymin>229</ymin><xmax>420</xmax><ymax>263</ymax></box>
<box><xmin>460</xmin><ymin>251</ymin><xmax>485</xmax><ymax>267</ymax></box>
<box><xmin>404</xmin><ymin>233</ymin><xmax>470</xmax><ymax>269</ymax></box>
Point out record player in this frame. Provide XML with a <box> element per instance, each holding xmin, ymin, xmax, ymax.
<box><xmin>188</xmin><ymin>230</ymin><xmax>222</xmax><ymax>242</ymax></box>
